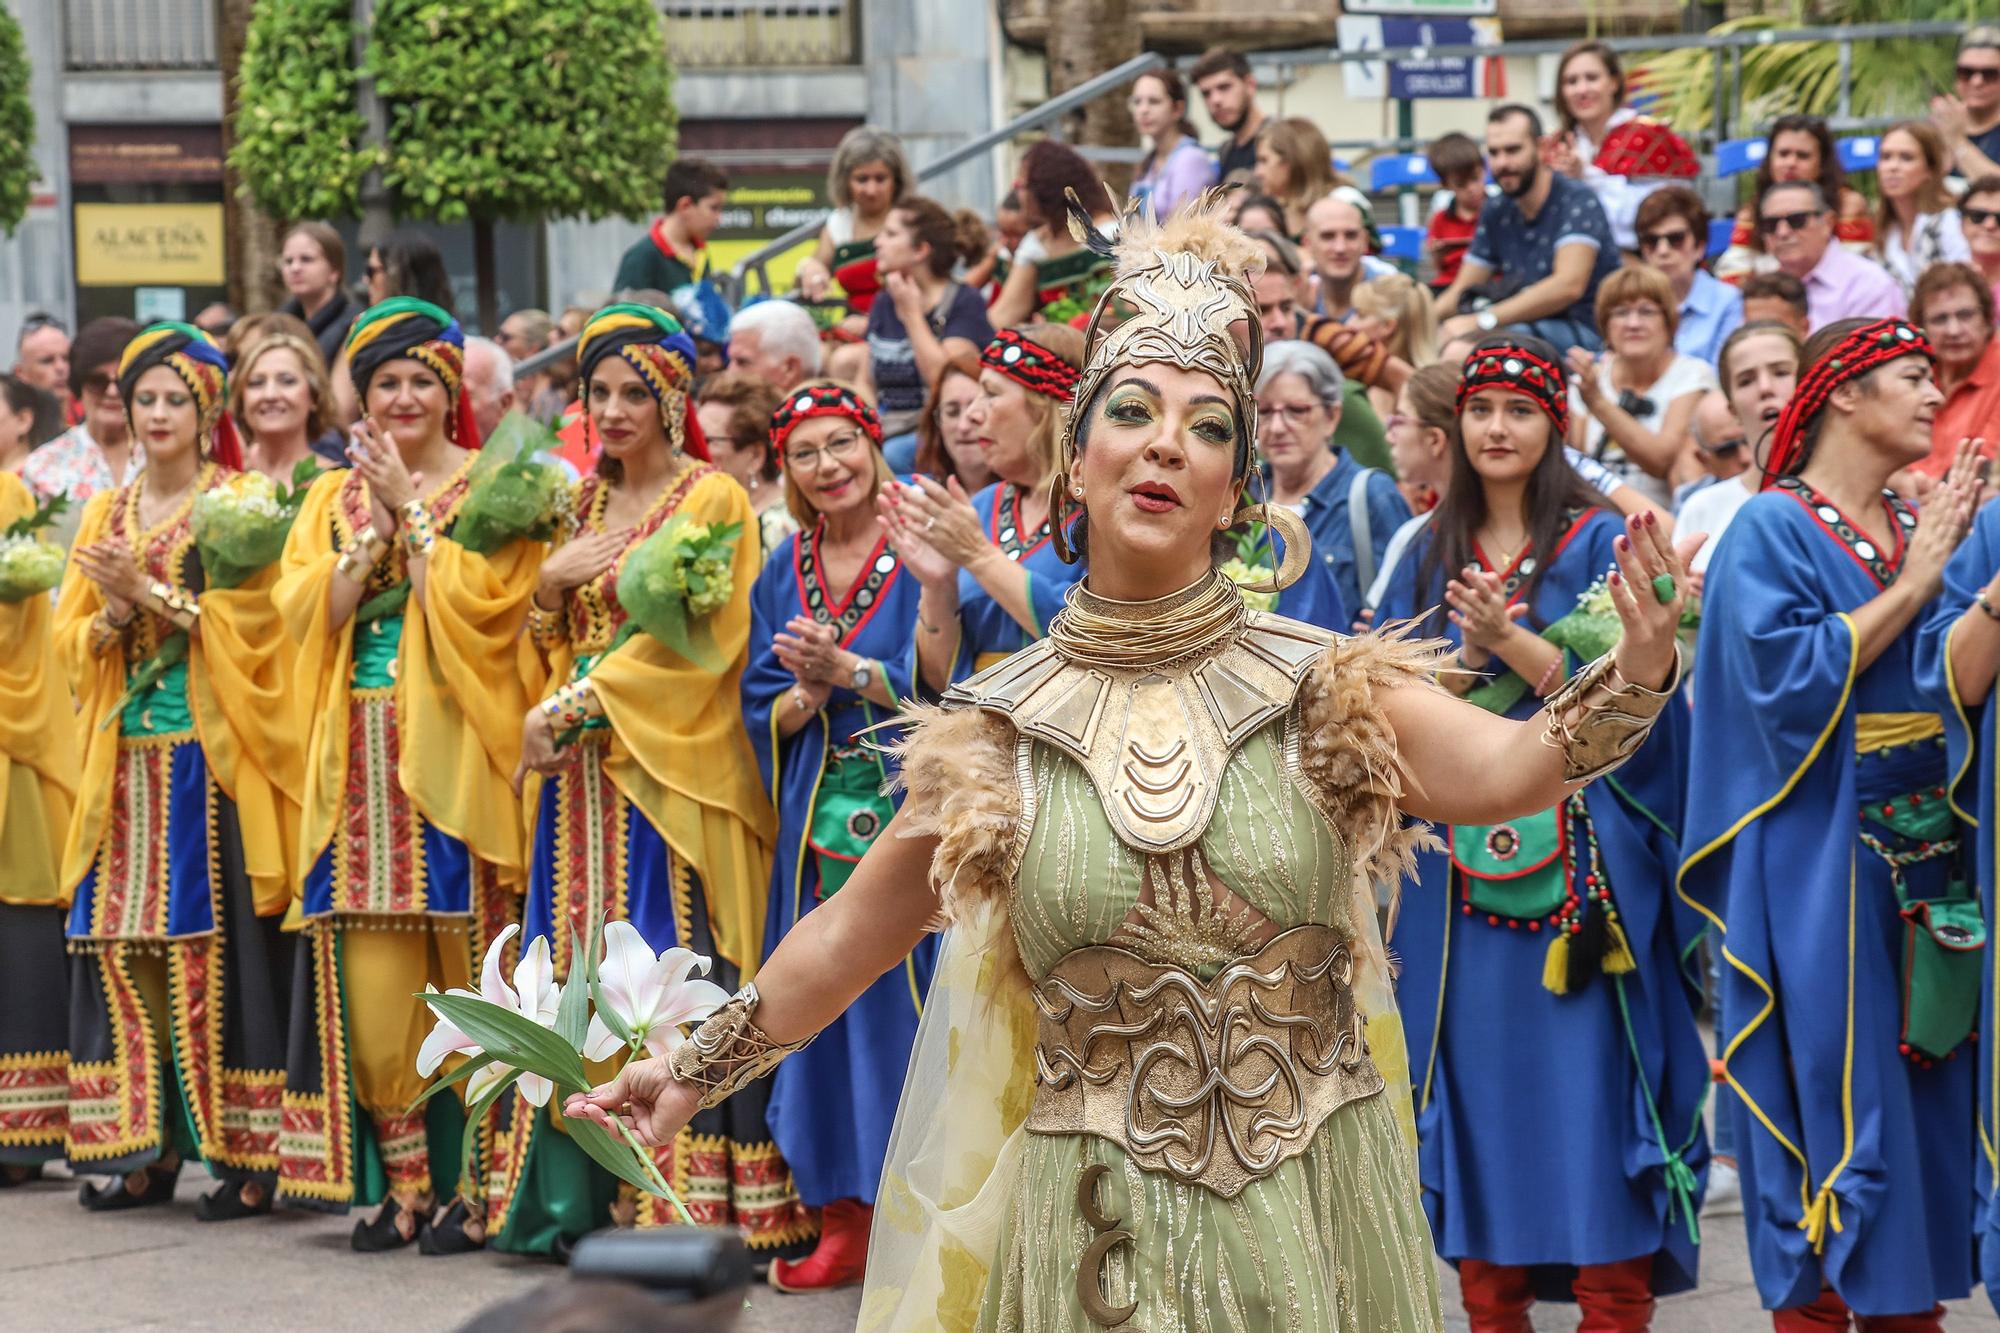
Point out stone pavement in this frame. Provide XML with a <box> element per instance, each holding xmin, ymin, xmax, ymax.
<box><xmin>3</xmin><ymin>1162</ymin><xmax>1996</xmax><ymax>1331</ymax></box>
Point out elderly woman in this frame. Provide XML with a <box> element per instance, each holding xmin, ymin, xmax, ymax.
<box><xmin>490</xmin><ymin>304</ymin><xmax>805</xmax><ymax>1260</ymax></box>
<box><xmin>878</xmin><ymin>326</ymin><xmax>1088</xmax><ymax>691</ymax></box>
<box><xmin>1569</xmin><ymin>264</ymin><xmax>1717</xmax><ymax>510</ymax></box>
<box><xmin>275</xmin><ymin>298</ymin><xmax>539</xmax><ymax>1250</ymax></box>
<box><xmin>57</xmin><ymin>325</ymin><xmax>296</xmax><ymax>1220</ymax></box>
<box><xmin>1689</xmin><ymin>319</ymin><xmax>1983</xmax><ymax>1331</ymax></box>
<box><xmin>567</xmin><ymin>195</ymin><xmax>1693</xmax><ymax>1333</ymax></box>
<box><xmin>740</xmin><ymin>383</ymin><xmax>937</xmax><ymax>1292</ymax></box>
<box><xmin>694</xmin><ymin>370</ymin><xmax>792</xmax><ymax>559</ymax></box>
<box><xmin>1256</xmin><ymin>339</ymin><xmax>1410</xmax><ymax>622</ymax></box>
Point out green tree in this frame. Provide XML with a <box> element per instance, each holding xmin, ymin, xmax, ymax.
<box><xmin>0</xmin><ymin>6</ymin><xmax>37</xmax><ymax>237</ymax></box>
<box><xmin>1640</xmin><ymin>1</ymin><xmax>1975</xmax><ymax>137</ymax></box>
<box><xmin>229</xmin><ymin>0</ymin><xmax>378</xmax><ymax>222</ymax></box>
<box><xmin>370</xmin><ymin>0</ymin><xmax>678</xmax><ymax>330</ymax></box>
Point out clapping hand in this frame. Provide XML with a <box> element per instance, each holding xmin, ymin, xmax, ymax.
<box><xmin>1607</xmin><ymin>512</ymin><xmax>1702</xmax><ymax>691</ymax></box>
<box><xmin>1903</xmin><ymin>436</ymin><xmax>1984</xmax><ymax>600</ymax></box>
<box><xmin>1445</xmin><ymin>566</ymin><xmax>1526</xmax><ymax>651</ymax></box>
<box><xmin>74</xmin><ymin>539</ymin><xmax>147</xmax><ymax>616</ymax></box>
<box><xmin>351</xmin><ymin>416</ymin><xmax>424</xmax><ymax>531</ymax></box>
<box><xmin>773</xmin><ymin>615</ymin><xmax>845</xmax><ymax>686</ymax></box>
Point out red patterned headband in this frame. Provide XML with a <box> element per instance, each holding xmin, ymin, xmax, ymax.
<box><xmin>769</xmin><ymin>383</ymin><xmax>884</xmax><ymax>460</ymax></box>
<box><xmin>982</xmin><ymin>328</ymin><xmax>1079</xmax><ymax>402</ymax></box>
<box><xmin>1457</xmin><ymin>342</ymin><xmax>1570</xmax><ymax>438</ymax></box>
<box><xmin>1763</xmin><ymin>318</ymin><xmax>1934</xmax><ymax>490</ymax></box>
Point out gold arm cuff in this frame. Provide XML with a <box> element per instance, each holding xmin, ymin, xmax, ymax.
<box><xmin>665</xmin><ymin>983</ymin><xmax>814</xmax><ymax>1111</ymax></box>
<box><xmin>147</xmin><ymin>578</ymin><xmax>199</xmax><ymax>630</ymax></box>
<box><xmin>1539</xmin><ymin>645</ymin><xmax>1682</xmax><ymax>784</ymax></box>
<box><xmin>398</xmin><ymin>499</ymin><xmax>437</xmax><ymax>559</ymax></box>
<box><xmin>336</xmin><ymin>526</ymin><xmax>388</xmax><ymax>585</ymax></box>
<box><xmin>540</xmin><ymin>677</ymin><xmax>600</xmax><ymax>730</ymax></box>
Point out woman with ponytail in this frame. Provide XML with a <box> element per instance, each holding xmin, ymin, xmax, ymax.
<box><xmin>1688</xmin><ymin>318</ymin><xmax>1984</xmax><ymax>1330</ymax></box>
<box><xmin>867</xmin><ymin>195</ymin><xmax>993</xmax><ymax>467</ymax></box>
<box><xmin>1379</xmin><ymin>335</ymin><xmax>1710</xmax><ymax>1331</ymax></box>
<box><xmin>490</xmin><ymin>304</ymin><xmax>809</xmax><ymax>1261</ymax></box>
<box><xmin>274</xmin><ymin>298</ymin><xmax>541</xmax><ymax>1251</ymax></box>
<box><xmin>56</xmin><ymin>324</ymin><xmax>296</xmax><ymax>1222</ymax></box>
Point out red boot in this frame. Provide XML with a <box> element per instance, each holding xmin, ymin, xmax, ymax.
<box><xmin>1575</xmin><ymin>1255</ymin><xmax>1655</xmax><ymax>1332</ymax></box>
<box><xmin>1458</xmin><ymin>1259</ymin><xmax>1534</xmax><ymax>1333</ymax></box>
<box><xmin>1857</xmin><ymin>1305</ymin><xmax>1945</xmax><ymax>1332</ymax></box>
<box><xmin>1773</xmin><ymin>1288</ymin><xmax>1853</xmax><ymax>1331</ymax></box>
<box><xmin>770</xmin><ymin>1197</ymin><xmax>871</xmax><ymax>1293</ymax></box>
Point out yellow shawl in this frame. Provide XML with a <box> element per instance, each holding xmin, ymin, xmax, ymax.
<box><xmin>0</xmin><ymin>472</ymin><xmax>79</xmax><ymax>905</ymax></box>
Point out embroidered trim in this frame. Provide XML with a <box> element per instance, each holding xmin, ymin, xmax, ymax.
<box><xmin>0</xmin><ymin>1050</ymin><xmax>68</xmax><ymax>1148</ymax></box>
<box><xmin>990</xmin><ymin>482</ymin><xmax>1052</xmax><ymax>563</ymax></box>
<box><xmin>794</xmin><ymin>522</ymin><xmax>899</xmax><ymax>645</ymax></box>
<box><xmin>1774</xmin><ymin>477</ymin><xmax>1915</xmax><ymax>590</ymax></box>
<box><xmin>65</xmin><ymin>947</ymin><xmax>160</xmax><ymax>1163</ymax></box>
<box><xmin>564</xmin><ymin>465</ymin><xmax>716</xmax><ymax>650</ymax></box>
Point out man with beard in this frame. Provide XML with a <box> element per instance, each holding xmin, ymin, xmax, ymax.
<box><xmin>1192</xmin><ymin>48</ymin><xmax>1268</xmax><ymax>181</ymax></box>
<box><xmin>1436</xmin><ymin>104</ymin><xmax>1621</xmax><ymax>351</ymax></box>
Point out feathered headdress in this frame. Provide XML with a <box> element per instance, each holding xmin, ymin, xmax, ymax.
<box><xmin>1048</xmin><ymin>186</ymin><xmax>1274</xmax><ymax>563</ymax></box>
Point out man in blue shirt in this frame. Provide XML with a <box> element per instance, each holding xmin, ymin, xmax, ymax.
<box><xmin>1635</xmin><ymin>185</ymin><xmax>1743</xmax><ymax>366</ymax></box>
<box><xmin>1434</xmin><ymin>104</ymin><xmax>1621</xmax><ymax>352</ymax></box>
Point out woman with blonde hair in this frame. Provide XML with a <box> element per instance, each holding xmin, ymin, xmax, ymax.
<box><xmin>794</xmin><ymin>126</ymin><xmax>911</xmax><ymax>323</ymax></box>
<box><xmin>740</xmin><ymin>382</ymin><xmax>936</xmax><ymax>1291</ymax></box>
<box><xmin>1254</xmin><ymin>116</ymin><xmax>1338</xmax><ymax>239</ymax></box>
<box><xmin>877</xmin><ymin>324</ymin><xmax>1087</xmax><ymax>690</ymax></box>
<box><xmin>1351</xmin><ymin>273</ymin><xmax>1439</xmax><ymax>420</ymax></box>
<box><xmin>230</xmin><ymin>329</ymin><xmax>338</xmax><ymax>480</ymax></box>
<box><xmin>1876</xmin><ymin>120</ymin><xmax>1973</xmax><ymax>296</ymax></box>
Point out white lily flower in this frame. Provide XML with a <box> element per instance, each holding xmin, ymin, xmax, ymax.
<box><xmin>417</xmin><ymin>923</ymin><xmax>564</xmax><ymax>1106</ymax></box>
<box><xmin>582</xmin><ymin>920</ymin><xmax>730</xmax><ymax>1062</ymax></box>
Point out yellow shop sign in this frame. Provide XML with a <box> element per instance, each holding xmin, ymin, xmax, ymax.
<box><xmin>75</xmin><ymin>203</ymin><xmax>225</xmax><ymax>286</ymax></box>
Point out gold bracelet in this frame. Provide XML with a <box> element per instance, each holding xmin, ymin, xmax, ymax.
<box><xmin>526</xmin><ymin>600</ymin><xmax>567</xmax><ymax>649</ymax></box>
<box><xmin>666</xmin><ymin>984</ymin><xmax>814</xmax><ymax>1110</ymax></box>
<box><xmin>540</xmin><ymin>677</ymin><xmax>598</xmax><ymax>730</ymax></box>
<box><xmin>147</xmin><ymin>579</ymin><xmax>199</xmax><ymax>631</ymax></box>
<box><xmin>336</xmin><ymin>526</ymin><xmax>388</xmax><ymax>585</ymax></box>
<box><xmin>398</xmin><ymin>499</ymin><xmax>437</xmax><ymax>559</ymax></box>
<box><xmin>1539</xmin><ymin>645</ymin><xmax>1683</xmax><ymax>784</ymax></box>
<box><xmin>88</xmin><ymin>610</ymin><xmax>128</xmax><ymax>655</ymax></box>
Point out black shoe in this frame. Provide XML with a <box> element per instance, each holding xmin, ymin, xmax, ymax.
<box><xmin>416</xmin><ymin>1197</ymin><xmax>486</xmax><ymax>1256</ymax></box>
<box><xmin>79</xmin><ymin>1160</ymin><xmax>181</xmax><ymax>1212</ymax></box>
<box><xmin>196</xmin><ymin>1177</ymin><xmax>275</xmax><ymax>1222</ymax></box>
<box><xmin>0</xmin><ymin>1164</ymin><xmax>43</xmax><ymax>1189</ymax></box>
<box><xmin>350</xmin><ymin>1195</ymin><xmax>427</xmax><ymax>1253</ymax></box>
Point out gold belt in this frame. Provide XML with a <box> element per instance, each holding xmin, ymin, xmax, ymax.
<box><xmin>1026</xmin><ymin>924</ymin><xmax>1382</xmax><ymax>1198</ymax></box>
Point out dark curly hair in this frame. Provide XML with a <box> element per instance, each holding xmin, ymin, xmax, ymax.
<box><xmin>1020</xmin><ymin>140</ymin><xmax>1103</xmax><ymax>230</ymax></box>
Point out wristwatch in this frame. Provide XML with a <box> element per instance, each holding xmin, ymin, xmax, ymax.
<box><xmin>1475</xmin><ymin>310</ymin><xmax>1499</xmax><ymax>332</ymax></box>
<box><xmin>849</xmin><ymin>659</ymin><xmax>873</xmax><ymax>690</ymax></box>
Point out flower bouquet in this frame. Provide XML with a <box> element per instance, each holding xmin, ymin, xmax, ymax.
<box><xmin>414</xmin><ymin>918</ymin><xmax>729</xmax><ymax>1220</ymax></box>
<box><xmin>609</xmin><ymin>513</ymin><xmax>742</xmax><ymax>672</ymax></box>
<box><xmin>1220</xmin><ymin>522</ymin><xmax>1279</xmax><ymax>614</ymax></box>
<box><xmin>450</xmin><ymin>413</ymin><xmax>569</xmax><ymax>556</ymax></box>
<box><xmin>0</xmin><ymin>495</ymin><xmax>67</xmax><ymax>602</ymax></box>
<box><xmin>1464</xmin><ymin>576</ymin><xmax>1701</xmax><ymax>715</ymax></box>
<box><xmin>191</xmin><ymin>460</ymin><xmax>317</xmax><ymax>589</ymax></box>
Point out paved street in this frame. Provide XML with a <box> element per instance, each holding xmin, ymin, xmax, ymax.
<box><xmin>3</xmin><ymin>1161</ymin><xmax>1997</xmax><ymax>1331</ymax></box>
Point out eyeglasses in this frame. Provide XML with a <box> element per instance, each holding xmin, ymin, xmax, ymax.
<box><xmin>1967</xmin><ymin>207</ymin><xmax>2000</xmax><ymax>229</ymax></box>
<box><xmin>786</xmin><ymin>431</ymin><xmax>870</xmax><ymax>471</ymax></box>
<box><xmin>1257</xmin><ymin>403</ymin><xmax>1321</xmax><ymax>426</ymax></box>
<box><xmin>81</xmin><ymin>372</ymin><xmax>115</xmax><ymax>396</ymax></box>
<box><xmin>1637</xmin><ymin>227</ymin><xmax>1694</xmax><ymax>251</ymax></box>
<box><xmin>1757</xmin><ymin>209</ymin><xmax>1824</xmax><ymax>235</ymax></box>
<box><xmin>1958</xmin><ymin>64</ymin><xmax>2000</xmax><ymax>84</ymax></box>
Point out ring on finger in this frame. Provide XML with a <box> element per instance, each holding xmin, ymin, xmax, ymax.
<box><xmin>1651</xmin><ymin>573</ymin><xmax>1676</xmax><ymax>605</ymax></box>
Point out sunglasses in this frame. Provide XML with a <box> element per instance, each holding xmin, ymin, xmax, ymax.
<box><xmin>1958</xmin><ymin>64</ymin><xmax>2000</xmax><ymax>84</ymax></box>
<box><xmin>1967</xmin><ymin>207</ymin><xmax>2000</xmax><ymax>228</ymax></box>
<box><xmin>81</xmin><ymin>372</ymin><xmax>115</xmax><ymax>396</ymax></box>
<box><xmin>1757</xmin><ymin>209</ymin><xmax>1824</xmax><ymax>235</ymax></box>
<box><xmin>20</xmin><ymin>313</ymin><xmax>65</xmax><ymax>336</ymax></box>
<box><xmin>1638</xmin><ymin>228</ymin><xmax>1694</xmax><ymax>251</ymax></box>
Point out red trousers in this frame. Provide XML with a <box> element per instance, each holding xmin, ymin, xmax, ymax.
<box><xmin>1771</xmin><ymin>1287</ymin><xmax>1945</xmax><ymax>1331</ymax></box>
<box><xmin>1459</xmin><ymin>1255</ymin><xmax>1655</xmax><ymax>1333</ymax></box>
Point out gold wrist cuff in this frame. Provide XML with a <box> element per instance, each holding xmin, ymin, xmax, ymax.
<box><xmin>527</xmin><ymin>600</ymin><xmax>567</xmax><ymax>649</ymax></box>
<box><xmin>336</xmin><ymin>526</ymin><xmax>388</xmax><ymax>585</ymax></box>
<box><xmin>147</xmin><ymin>579</ymin><xmax>199</xmax><ymax>630</ymax></box>
<box><xmin>1540</xmin><ymin>645</ymin><xmax>1682</xmax><ymax>784</ymax></box>
<box><xmin>666</xmin><ymin>983</ymin><xmax>813</xmax><ymax>1110</ymax></box>
<box><xmin>540</xmin><ymin>677</ymin><xmax>598</xmax><ymax>730</ymax></box>
<box><xmin>398</xmin><ymin>499</ymin><xmax>437</xmax><ymax>559</ymax></box>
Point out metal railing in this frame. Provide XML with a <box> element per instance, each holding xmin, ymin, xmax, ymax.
<box><xmin>63</xmin><ymin>0</ymin><xmax>218</xmax><ymax>69</ymax></box>
<box><xmin>658</xmin><ymin>1</ymin><xmax>857</xmax><ymax>68</ymax></box>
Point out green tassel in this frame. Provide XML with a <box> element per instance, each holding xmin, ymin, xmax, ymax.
<box><xmin>1603</xmin><ymin>920</ymin><xmax>1637</xmax><ymax>975</ymax></box>
<box><xmin>1543</xmin><ymin>932</ymin><xmax>1571</xmax><ymax>995</ymax></box>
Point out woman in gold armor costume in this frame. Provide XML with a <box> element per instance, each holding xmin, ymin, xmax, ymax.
<box><xmin>568</xmin><ymin>196</ymin><xmax>1696</xmax><ymax>1330</ymax></box>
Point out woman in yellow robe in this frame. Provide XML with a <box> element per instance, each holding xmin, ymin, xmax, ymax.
<box><xmin>488</xmin><ymin>303</ymin><xmax>808</xmax><ymax>1258</ymax></box>
<box><xmin>273</xmin><ymin>298</ymin><xmax>540</xmax><ymax>1252</ymax></box>
<box><xmin>0</xmin><ymin>469</ymin><xmax>80</xmax><ymax>1185</ymax></box>
<box><xmin>56</xmin><ymin>324</ymin><xmax>295</xmax><ymax>1217</ymax></box>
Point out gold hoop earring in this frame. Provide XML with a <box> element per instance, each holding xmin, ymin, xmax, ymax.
<box><xmin>1226</xmin><ymin>502</ymin><xmax>1310</xmax><ymax>593</ymax></box>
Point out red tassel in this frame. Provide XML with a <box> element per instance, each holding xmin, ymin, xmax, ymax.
<box><xmin>210</xmin><ymin>412</ymin><xmax>245</xmax><ymax>471</ymax></box>
<box><xmin>679</xmin><ymin>395</ymin><xmax>711</xmax><ymax>462</ymax></box>
<box><xmin>453</xmin><ymin>391</ymin><xmax>484</xmax><ymax>450</ymax></box>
